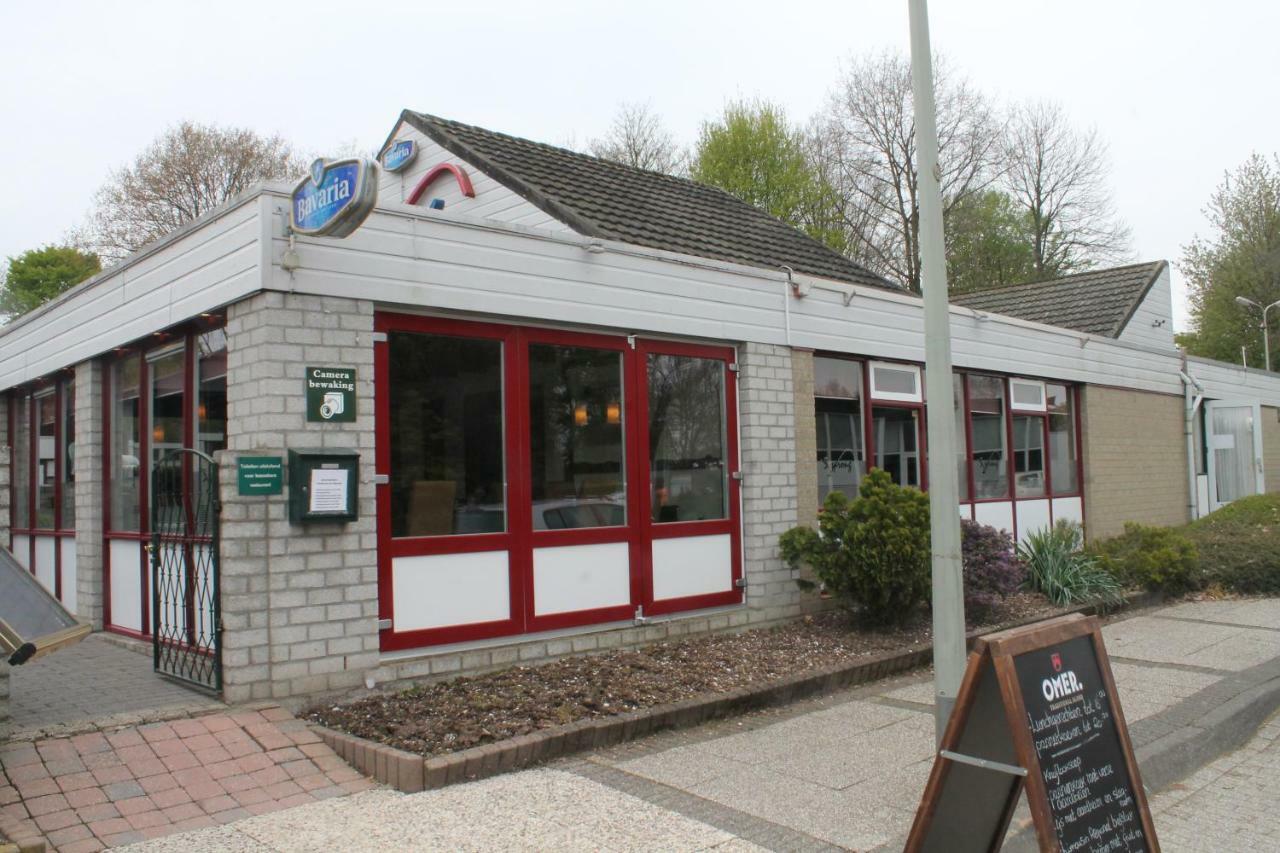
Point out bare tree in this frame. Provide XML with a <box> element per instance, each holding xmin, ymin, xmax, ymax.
<box><xmin>588</xmin><ymin>102</ymin><xmax>688</xmax><ymax>176</ymax></box>
<box><xmin>84</xmin><ymin>121</ymin><xmax>304</xmax><ymax>262</ymax></box>
<box><xmin>817</xmin><ymin>52</ymin><xmax>1001</xmax><ymax>292</ymax></box>
<box><xmin>1000</xmin><ymin>101</ymin><xmax>1131</xmax><ymax>276</ymax></box>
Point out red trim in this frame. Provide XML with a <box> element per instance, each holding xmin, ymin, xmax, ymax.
<box><xmin>374</xmin><ymin>313</ymin><xmax>743</xmax><ymax>651</ymax></box>
<box><xmin>102</xmin><ymin>367</ymin><xmax>113</xmax><ymax>628</ymax></box>
<box><xmin>405</xmin><ymin>163</ymin><xmax>476</xmax><ymax>204</ymax></box>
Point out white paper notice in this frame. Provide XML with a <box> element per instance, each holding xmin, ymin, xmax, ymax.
<box><xmin>309</xmin><ymin>468</ymin><xmax>349</xmax><ymax>513</ymax></box>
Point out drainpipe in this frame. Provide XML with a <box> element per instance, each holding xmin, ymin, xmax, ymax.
<box><xmin>1179</xmin><ymin>354</ymin><xmax>1205</xmax><ymax>521</ymax></box>
<box><xmin>780</xmin><ymin>266</ymin><xmax>795</xmax><ymax>347</ymax></box>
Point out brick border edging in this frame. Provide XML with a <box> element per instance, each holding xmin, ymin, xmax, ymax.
<box><xmin>311</xmin><ymin>592</ymin><xmax>1160</xmax><ymax>793</ymax></box>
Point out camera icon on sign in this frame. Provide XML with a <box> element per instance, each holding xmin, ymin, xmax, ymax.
<box><xmin>319</xmin><ymin>392</ymin><xmax>345</xmax><ymax>420</ymax></box>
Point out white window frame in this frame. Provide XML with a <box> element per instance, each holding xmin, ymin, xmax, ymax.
<box><xmin>869</xmin><ymin>361</ymin><xmax>922</xmax><ymax>403</ymax></box>
<box><xmin>1009</xmin><ymin>378</ymin><xmax>1047</xmax><ymax>412</ymax></box>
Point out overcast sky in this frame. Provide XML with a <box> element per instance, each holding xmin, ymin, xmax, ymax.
<box><xmin>4</xmin><ymin>1</ymin><xmax>1277</xmax><ymax>330</ymax></box>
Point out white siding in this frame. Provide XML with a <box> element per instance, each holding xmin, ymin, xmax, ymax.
<box><xmin>0</xmin><ymin>197</ymin><xmax>264</xmax><ymax>390</ymax></box>
<box><xmin>1118</xmin><ymin>265</ymin><xmax>1176</xmax><ymax>350</ymax></box>
<box><xmin>378</xmin><ymin>120</ymin><xmax>573</xmax><ymax>233</ymax></box>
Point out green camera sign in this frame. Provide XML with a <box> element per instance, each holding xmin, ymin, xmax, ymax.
<box><xmin>305</xmin><ymin>366</ymin><xmax>357</xmax><ymax>422</ymax></box>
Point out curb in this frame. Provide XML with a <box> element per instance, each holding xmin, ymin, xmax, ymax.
<box><xmin>313</xmin><ymin>592</ymin><xmax>1159</xmax><ymax>793</ymax></box>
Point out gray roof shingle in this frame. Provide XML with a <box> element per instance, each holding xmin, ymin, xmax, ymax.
<box><xmin>399</xmin><ymin>111</ymin><xmax>895</xmax><ymax>291</ymax></box>
<box><xmin>949</xmin><ymin>261</ymin><xmax>1167</xmax><ymax>338</ymax></box>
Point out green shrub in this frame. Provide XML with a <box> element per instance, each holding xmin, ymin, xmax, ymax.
<box><xmin>1087</xmin><ymin>522</ymin><xmax>1202</xmax><ymax>595</ymax></box>
<box><xmin>779</xmin><ymin>468</ymin><xmax>930</xmax><ymax>625</ymax></box>
<box><xmin>1185</xmin><ymin>494</ymin><xmax>1280</xmax><ymax>593</ymax></box>
<box><xmin>1018</xmin><ymin>520</ymin><xmax>1125</xmax><ymax>609</ymax></box>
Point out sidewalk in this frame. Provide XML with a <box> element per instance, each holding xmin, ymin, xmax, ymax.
<box><xmin>103</xmin><ymin>599</ymin><xmax>1280</xmax><ymax>851</ymax></box>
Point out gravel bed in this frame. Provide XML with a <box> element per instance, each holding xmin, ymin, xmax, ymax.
<box><xmin>306</xmin><ymin>593</ymin><xmax>1062</xmax><ymax>759</ymax></box>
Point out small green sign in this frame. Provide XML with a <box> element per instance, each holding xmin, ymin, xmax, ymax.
<box><xmin>237</xmin><ymin>456</ymin><xmax>284</xmax><ymax>496</ymax></box>
<box><xmin>305</xmin><ymin>366</ymin><xmax>357</xmax><ymax>422</ymax></box>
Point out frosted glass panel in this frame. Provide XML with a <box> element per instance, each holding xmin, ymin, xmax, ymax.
<box><xmin>1212</xmin><ymin>406</ymin><xmax>1257</xmax><ymax>504</ymax></box>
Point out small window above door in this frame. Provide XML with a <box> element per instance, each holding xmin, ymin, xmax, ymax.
<box><xmin>869</xmin><ymin>361</ymin><xmax>922</xmax><ymax>403</ymax></box>
<box><xmin>1009</xmin><ymin>378</ymin><xmax>1047</xmax><ymax>412</ymax></box>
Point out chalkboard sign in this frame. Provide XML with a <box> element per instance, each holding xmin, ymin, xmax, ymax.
<box><xmin>0</xmin><ymin>546</ymin><xmax>91</xmax><ymax>664</ymax></box>
<box><xmin>905</xmin><ymin>614</ymin><xmax>1159</xmax><ymax>853</ymax></box>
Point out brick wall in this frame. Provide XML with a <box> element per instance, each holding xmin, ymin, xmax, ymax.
<box><xmin>74</xmin><ymin>359</ymin><xmax>105</xmax><ymax>628</ymax></box>
<box><xmin>218</xmin><ymin>292</ymin><xmax>380</xmax><ymax>703</ymax></box>
<box><xmin>1080</xmin><ymin>385</ymin><xmax>1191</xmax><ymax>539</ymax></box>
<box><xmin>1263</xmin><ymin>406</ymin><xmax>1280</xmax><ymax>494</ymax></box>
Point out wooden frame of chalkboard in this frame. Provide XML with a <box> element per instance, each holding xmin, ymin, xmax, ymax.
<box><xmin>904</xmin><ymin>614</ymin><xmax>1160</xmax><ymax>852</ymax></box>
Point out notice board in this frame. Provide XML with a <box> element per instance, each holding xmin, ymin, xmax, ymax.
<box><xmin>905</xmin><ymin>613</ymin><xmax>1158</xmax><ymax>852</ymax></box>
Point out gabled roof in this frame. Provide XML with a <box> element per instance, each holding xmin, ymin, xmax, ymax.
<box><xmin>398</xmin><ymin>111</ymin><xmax>895</xmax><ymax>291</ymax></box>
<box><xmin>949</xmin><ymin>261</ymin><xmax>1167</xmax><ymax>338</ymax></box>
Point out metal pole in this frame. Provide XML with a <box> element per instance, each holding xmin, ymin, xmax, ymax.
<box><xmin>907</xmin><ymin>0</ymin><xmax>967</xmax><ymax>744</ymax></box>
<box><xmin>1263</xmin><ymin>304</ymin><xmax>1273</xmax><ymax>372</ymax></box>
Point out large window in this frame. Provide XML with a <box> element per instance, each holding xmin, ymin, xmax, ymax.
<box><xmin>197</xmin><ymin>330</ymin><xmax>227</xmax><ymax>457</ymax></box>
<box><xmin>967</xmin><ymin>375</ymin><xmax>1009</xmax><ymax>499</ymax></box>
<box><xmin>62</xmin><ymin>380</ymin><xmax>75</xmax><ymax>528</ymax></box>
<box><xmin>388</xmin><ymin>332</ymin><xmax>506</xmax><ymax>538</ymax></box>
<box><xmin>872</xmin><ymin>406</ymin><xmax>921</xmax><ymax>487</ymax></box>
<box><xmin>648</xmin><ymin>354</ymin><xmax>727</xmax><ymax>522</ymax></box>
<box><xmin>35</xmin><ymin>392</ymin><xmax>57</xmax><ymax>528</ymax></box>
<box><xmin>110</xmin><ymin>358</ymin><xmax>142</xmax><ymax>532</ymax></box>
<box><xmin>814</xmin><ymin>357</ymin><xmax>864</xmax><ymax>502</ymax></box>
<box><xmin>953</xmin><ymin>374</ymin><xmax>968</xmax><ymax>501</ymax></box>
<box><xmin>1012</xmin><ymin>414</ymin><xmax>1046</xmax><ymax>498</ymax></box>
<box><xmin>529</xmin><ymin>345</ymin><xmax>626</xmax><ymax>530</ymax></box>
<box><xmin>1047</xmin><ymin>383</ymin><xmax>1078</xmax><ymax>495</ymax></box>
<box><xmin>11</xmin><ymin>394</ymin><xmax>31</xmax><ymax>529</ymax></box>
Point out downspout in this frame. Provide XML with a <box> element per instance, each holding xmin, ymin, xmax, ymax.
<box><xmin>1179</xmin><ymin>353</ymin><xmax>1205</xmax><ymax>521</ymax></box>
<box><xmin>780</xmin><ymin>265</ymin><xmax>795</xmax><ymax>347</ymax></box>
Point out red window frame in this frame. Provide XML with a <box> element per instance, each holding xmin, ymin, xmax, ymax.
<box><xmin>6</xmin><ymin>373</ymin><xmax>76</xmax><ymax>602</ymax></box>
<box><xmin>374</xmin><ymin>313</ymin><xmax>742</xmax><ymax>651</ymax></box>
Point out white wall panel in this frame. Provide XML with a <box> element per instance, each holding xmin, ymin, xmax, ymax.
<box><xmin>109</xmin><ymin>539</ymin><xmax>144</xmax><ymax>632</ymax></box>
<box><xmin>651</xmin><ymin>534</ymin><xmax>732</xmax><ymax>601</ymax></box>
<box><xmin>973</xmin><ymin>502</ymin><xmax>1015</xmax><ymax>537</ymax></box>
<box><xmin>1118</xmin><ymin>266</ymin><xmax>1176</xmax><ymax>351</ymax></box>
<box><xmin>34</xmin><ymin>536</ymin><xmax>56</xmax><ymax>594</ymax></box>
<box><xmin>12</xmin><ymin>535</ymin><xmax>30</xmax><ymax>570</ymax></box>
<box><xmin>1051</xmin><ymin>497</ymin><xmax>1084</xmax><ymax>528</ymax></box>
<box><xmin>533</xmin><ymin>542</ymin><xmax>630</xmax><ymax>616</ymax></box>
<box><xmin>392</xmin><ymin>551</ymin><xmax>510</xmax><ymax>632</ymax></box>
<box><xmin>60</xmin><ymin>537</ymin><xmax>77</xmax><ymax>614</ymax></box>
<box><xmin>1017</xmin><ymin>499</ymin><xmax>1054</xmax><ymax>543</ymax></box>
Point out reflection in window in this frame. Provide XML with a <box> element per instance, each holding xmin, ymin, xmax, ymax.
<box><xmin>12</xmin><ymin>394</ymin><xmax>30</xmax><ymax>529</ymax></box>
<box><xmin>872</xmin><ymin>406</ymin><xmax>920</xmax><ymax>487</ymax></box>
<box><xmin>954</xmin><ymin>374</ymin><xmax>969</xmax><ymax>501</ymax></box>
<box><xmin>149</xmin><ymin>348</ymin><xmax>187</xmax><ymax>534</ymax></box>
<box><xmin>62</xmin><ymin>381</ymin><xmax>75</xmax><ymax>528</ymax></box>
<box><xmin>1047</xmin><ymin>384</ymin><xmax>1077</xmax><ymax>495</ymax></box>
<box><xmin>1013</xmin><ymin>415</ymin><xmax>1046</xmax><ymax>498</ymax></box>
<box><xmin>197</xmin><ymin>330</ymin><xmax>228</xmax><ymax>458</ymax></box>
<box><xmin>389</xmin><ymin>332</ymin><xmax>506</xmax><ymax>537</ymax></box>
<box><xmin>815</xmin><ymin>357</ymin><xmax>864</xmax><ymax>502</ymax></box>
<box><xmin>111</xmin><ymin>358</ymin><xmax>142</xmax><ymax>532</ymax></box>
<box><xmin>36</xmin><ymin>393</ymin><xmax>56</xmax><ymax>529</ymax></box>
<box><xmin>969</xmin><ymin>376</ymin><xmax>1008</xmax><ymax>499</ymax></box>
<box><xmin>648</xmin><ymin>354</ymin><xmax>727</xmax><ymax>522</ymax></box>
<box><xmin>529</xmin><ymin>345</ymin><xmax>625</xmax><ymax>530</ymax></box>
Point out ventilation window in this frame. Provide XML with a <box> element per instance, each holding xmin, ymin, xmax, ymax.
<box><xmin>869</xmin><ymin>361</ymin><xmax>922</xmax><ymax>403</ymax></box>
<box><xmin>1009</xmin><ymin>378</ymin><xmax>1047</xmax><ymax>412</ymax></box>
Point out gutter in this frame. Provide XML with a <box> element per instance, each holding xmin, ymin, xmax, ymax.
<box><xmin>1179</xmin><ymin>354</ymin><xmax>1206</xmax><ymax>521</ymax></box>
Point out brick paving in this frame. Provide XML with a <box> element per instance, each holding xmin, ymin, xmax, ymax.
<box><xmin>0</xmin><ymin>706</ymin><xmax>374</xmax><ymax>851</ymax></box>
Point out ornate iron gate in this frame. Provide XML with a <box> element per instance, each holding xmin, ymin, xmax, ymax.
<box><xmin>150</xmin><ymin>448</ymin><xmax>222</xmax><ymax>693</ymax></box>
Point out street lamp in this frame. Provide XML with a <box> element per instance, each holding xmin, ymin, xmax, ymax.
<box><xmin>1234</xmin><ymin>296</ymin><xmax>1280</xmax><ymax>371</ymax></box>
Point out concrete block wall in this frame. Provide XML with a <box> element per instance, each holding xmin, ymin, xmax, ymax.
<box><xmin>1080</xmin><ymin>385</ymin><xmax>1191</xmax><ymax>539</ymax></box>
<box><xmin>1263</xmin><ymin>406</ymin><xmax>1280</xmax><ymax>494</ymax></box>
<box><xmin>791</xmin><ymin>348</ymin><xmax>819</xmax><ymax>527</ymax></box>
<box><xmin>736</xmin><ymin>342</ymin><xmax>802</xmax><ymax>623</ymax></box>
<box><xmin>74</xmin><ymin>359</ymin><xmax>105</xmax><ymax>628</ymax></box>
<box><xmin>219</xmin><ymin>292</ymin><xmax>380</xmax><ymax>703</ymax></box>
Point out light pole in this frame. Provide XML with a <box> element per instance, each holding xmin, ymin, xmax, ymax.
<box><xmin>1234</xmin><ymin>296</ymin><xmax>1280</xmax><ymax>371</ymax></box>
<box><xmin>907</xmin><ymin>0</ymin><xmax>967</xmax><ymax>744</ymax></box>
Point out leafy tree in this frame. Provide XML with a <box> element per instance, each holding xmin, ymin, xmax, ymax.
<box><xmin>1000</xmin><ymin>101</ymin><xmax>1132</xmax><ymax>277</ymax></box>
<box><xmin>944</xmin><ymin>191</ymin><xmax>1038</xmax><ymax>294</ymax></box>
<box><xmin>588</xmin><ymin>102</ymin><xmax>687</xmax><ymax>176</ymax></box>
<box><xmin>691</xmin><ymin>100</ymin><xmax>846</xmax><ymax>252</ymax></box>
<box><xmin>1</xmin><ymin>245</ymin><xmax>101</xmax><ymax>318</ymax></box>
<box><xmin>814</xmin><ymin>52</ymin><xmax>1001</xmax><ymax>292</ymax></box>
<box><xmin>1181</xmin><ymin>153</ymin><xmax>1280</xmax><ymax>368</ymax></box>
<box><xmin>82</xmin><ymin>121</ymin><xmax>304</xmax><ymax>262</ymax></box>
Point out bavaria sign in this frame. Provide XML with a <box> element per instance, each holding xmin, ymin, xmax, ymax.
<box><xmin>290</xmin><ymin>157</ymin><xmax>378</xmax><ymax>238</ymax></box>
<box><xmin>381</xmin><ymin>138</ymin><xmax>418</xmax><ymax>173</ymax></box>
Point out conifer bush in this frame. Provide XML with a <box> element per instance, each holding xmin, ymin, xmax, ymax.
<box><xmin>780</xmin><ymin>468</ymin><xmax>931</xmax><ymax>625</ymax></box>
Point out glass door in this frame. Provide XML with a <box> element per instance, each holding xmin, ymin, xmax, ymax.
<box><xmin>1206</xmin><ymin>402</ymin><xmax>1264</xmax><ymax>510</ymax></box>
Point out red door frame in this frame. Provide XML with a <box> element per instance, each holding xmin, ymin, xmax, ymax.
<box><xmin>374</xmin><ymin>313</ymin><xmax>743</xmax><ymax>652</ymax></box>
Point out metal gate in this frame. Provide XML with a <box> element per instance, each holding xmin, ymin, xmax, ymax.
<box><xmin>150</xmin><ymin>448</ymin><xmax>222</xmax><ymax>693</ymax></box>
